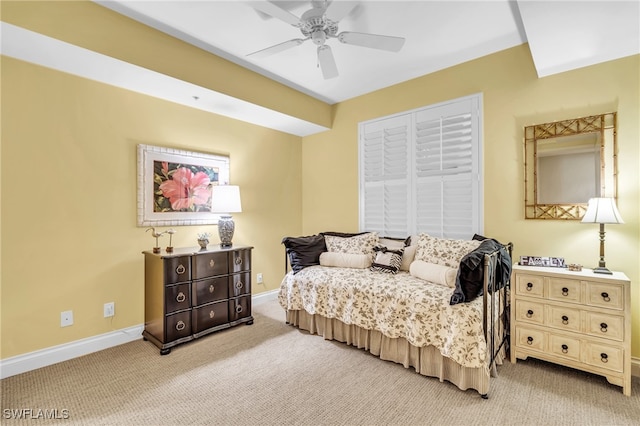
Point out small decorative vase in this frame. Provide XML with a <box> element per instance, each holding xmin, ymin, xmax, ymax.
<box><xmin>197</xmin><ymin>239</ymin><xmax>208</xmax><ymax>249</ymax></box>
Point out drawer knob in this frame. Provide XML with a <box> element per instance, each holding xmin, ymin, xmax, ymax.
<box><xmin>209</xmin><ymin>284</ymin><xmax>215</xmax><ymax>293</ymax></box>
<box><xmin>209</xmin><ymin>310</ymin><xmax>215</xmax><ymax>319</ymax></box>
<box><xmin>600</xmin><ymin>353</ymin><xmax>609</xmax><ymax>363</ymax></box>
<box><xmin>235</xmin><ymin>281</ymin><xmax>244</xmax><ymax>290</ymax></box>
<box><xmin>176</xmin><ymin>292</ymin><xmax>186</xmax><ymax>303</ymax></box>
<box><xmin>176</xmin><ymin>320</ymin><xmax>186</xmax><ymax>331</ymax></box>
<box><xmin>235</xmin><ymin>256</ymin><xmax>243</xmax><ymax>265</ymax></box>
<box><xmin>176</xmin><ymin>264</ymin><xmax>186</xmax><ymax>275</ymax></box>
<box><xmin>561</xmin><ymin>344</ymin><xmax>568</xmax><ymax>354</ymax></box>
<box><xmin>526</xmin><ymin>282</ymin><xmax>533</xmax><ymax>291</ymax></box>
<box><xmin>562</xmin><ymin>315</ymin><xmax>569</xmax><ymax>325</ymax></box>
<box><xmin>561</xmin><ymin>287</ymin><xmax>569</xmax><ymax>296</ymax></box>
<box><xmin>600</xmin><ymin>322</ymin><xmax>608</xmax><ymax>333</ymax></box>
<box><xmin>209</xmin><ymin>259</ymin><xmax>215</xmax><ymax>268</ymax></box>
<box><xmin>236</xmin><ymin>304</ymin><xmax>243</xmax><ymax>314</ymax></box>
<box><xmin>526</xmin><ymin>310</ymin><xmax>534</xmax><ymax>318</ymax></box>
<box><xmin>601</xmin><ymin>292</ymin><xmax>610</xmax><ymax>302</ymax></box>
<box><xmin>527</xmin><ymin>336</ymin><xmax>533</xmax><ymax>345</ymax></box>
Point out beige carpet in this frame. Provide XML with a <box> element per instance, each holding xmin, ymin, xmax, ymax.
<box><xmin>2</xmin><ymin>299</ymin><xmax>639</xmax><ymax>426</ymax></box>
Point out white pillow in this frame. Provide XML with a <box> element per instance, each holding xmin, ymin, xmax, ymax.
<box><xmin>319</xmin><ymin>252</ymin><xmax>372</xmax><ymax>269</ymax></box>
<box><xmin>410</xmin><ymin>260</ymin><xmax>458</xmax><ymax>288</ymax></box>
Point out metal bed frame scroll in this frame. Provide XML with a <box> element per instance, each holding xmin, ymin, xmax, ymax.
<box><xmin>482</xmin><ymin>242</ymin><xmax>513</xmax><ymax>391</ymax></box>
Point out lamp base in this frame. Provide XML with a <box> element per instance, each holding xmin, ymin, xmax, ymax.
<box><xmin>217</xmin><ymin>215</ymin><xmax>235</xmax><ymax>248</ymax></box>
<box><xmin>592</xmin><ymin>266</ymin><xmax>613</xmax><ymax>275</ymax></box>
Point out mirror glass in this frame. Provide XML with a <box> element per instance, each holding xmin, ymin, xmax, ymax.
<box><xmin>524</xmin><ymin>113</ymin><xmax>617</xmax><ymax>220</ymax></box>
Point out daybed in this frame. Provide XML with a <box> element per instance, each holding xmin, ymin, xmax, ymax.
<box><xmin>279</xmin><ymin>232</ymin><xmax>512</xmax><ymax>397</ymax></box>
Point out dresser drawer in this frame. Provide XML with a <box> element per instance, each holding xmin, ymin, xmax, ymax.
<box><xmin>547</xmin><ymin>304</ymin><xmax>580</xmax><ymax>332</ymax></box>
<box><xmin>548</xmin><ymin>333</ymin><xmax>581</xmax><ymax>361</ymax></box>
<box><xmin>192</xmin><ymin>301</ymin><xmax>229</xmax><ymax>333</ymax></box>
<box><xmin>165</xmin><ymin>310</ymin><xmax>192</xmax><ymax>342</ymax></box>
<box><xmin>230</xmin><ymin>249</ymin><xmax>251</xmax><ymax>273</ymax></box>
<box><xmin>229</xmin><ymin>272</ymin><xmax>251</xmax><ymax>298</ymax></box>
<box><xmin>164</xmin><ymin>256</ymin><xmax>191</xmax><ymax>284</ymax></box>
<box><xmin>585</xmin><ymin>312</ymin><xmax>624</xmax><ymax>341</ymax></box>
<box><xmin>584</xmin><ymin>342</ymin><xmax>624</xmax><ymax>373</ymax></box>
<box><xmin>193</xmin><ymin>277</ymin><xmax>229</xmax><ymax>306</ymax></box>
<box><xmin>516</xmin><ymin>274</ymin><xmax>544</xmax><ymax>297</ymax></box>
<box><xmin>547</xmin><ymin>278</ymin><xmax>581</xmax><ymax>303</ymax></box>
<box><xmin>165</xmin><ymin>283</ymin><xmax>191</xmax><ymax>314</ymax></box>
<box><xmin>515</xmin><ymin>300</ymin><xmax>544</xmax><ymax>325</ymax></box>
<box><xmin>515</xmin><ymin>326</ymin><xmax>545</xmax><ymax>352</ymax></box>
<box><xmin>229</xmin><ymin>296</ymin><xmax>251</xmax><ymax>322</ymax></box>
<box><xmin>193</xmin><ymin>252</ymin><xmax>228</xmax><ymax>279</ymax></box>
<box><xmin>586</xmin><ymin>282</ymin><xmax>624</xmax><ymax>311</ymax></box>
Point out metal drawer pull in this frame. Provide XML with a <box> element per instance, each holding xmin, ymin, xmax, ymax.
<box><xmin>176</xmin><ymin>320</ymin><xmax>186</xmax><ymax>331</ymax></box>
<box><xmin>209</xmin><ymin>260</ymin><xmax>215</xmax><ymax>268</ymax></box>
<box><xmin>209</xmin><ymin>284</ymin><xmax>215</xmax><ymax>293</ymax></box>
<box><xmin>527</xmin><ymin>336</ymin><xmax>533</xmax><ymax>345</ymax></box>
<box><xmin>601</xmin><ymin>353</ymin><xmax>608</xmax><ymax>363</ymax></box>
<box><xmin>176</xmin><ymin>292</ymin><xmax>186</xmax><ymax>303</ymax></box>
<box><xmin>526</xmin><ymin>310</ymin><xmax>533</xmax><ymax>318</ymax></box>
<box><xmin>236</xmin><ymin>305</ymin><xmax>243</xmax><ymax>314</ymax></box>
<box><xmin>526</xmin><ymin>282</ymin><xmax>533</xmax><ymax>291</ymax></box>
<box><xmin>561</xmin><ymin>344</ymin><xmax>568</xmax><ymax>354</ymax></box>
<box><xmin>176</xmin><ymin>264</ymin><xmax>186</xmax><ymax>275</ymax></box>
<box><xmin>600</xmin><ymin>322</ymin><xmax>608</xmax><ymax>332</ymax></box>
<box><xmin>209</xmin><ymin>310</ymin><xmax>215</xmax><ymax>319</ymax></box>
<box><xmin>601</xmin><ymin>292</ymin><xmax>610</xmax><ymax>302</ymax></box>
<box><xmin>235</xmin><ymin>281</ymin><xmax>244</xmax><ymax>290</ymax></box>
<box><xmin>561</xmin><ymin>287</ymin><xmax>569</xmax><ymax>296</ymax></box>
<box><xmin>562</xmin><ymin>315</ymin><xmax>569</xmax><ymax>325</ymax></box>
<box><xmin>235</xmin><ymin>257</ymin><xmax>243</xmax><ymax>265</ymax></box>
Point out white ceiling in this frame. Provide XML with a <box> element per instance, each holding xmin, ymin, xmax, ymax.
<box><xmin>2</xmin><ymin>1</ymin><xmax>638</xmax><ymax>136</ymax></box>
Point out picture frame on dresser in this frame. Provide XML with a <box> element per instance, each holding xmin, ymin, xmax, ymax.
<box><xmin>137</xmin><ymin>144</ymin><xmax>230</xmax><ymax>226</ymax></box>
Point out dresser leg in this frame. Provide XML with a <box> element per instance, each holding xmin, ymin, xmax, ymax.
<box><xmin>481</xmin><ymin>394</ymin><xmax>488</xmax><ymax>400</ymax></box>
<box><xmin>160</xmin><ymin>348</ymin><xmax>171</xmax><ymax>355</ymax></box>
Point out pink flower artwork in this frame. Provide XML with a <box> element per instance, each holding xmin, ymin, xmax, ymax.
<box><xmin>153</xmin><ymin>161</ymin><xmax>218</xmax><ymax>212</ymax></box>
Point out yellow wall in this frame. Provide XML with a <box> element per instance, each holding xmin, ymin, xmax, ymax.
<box><xmin>302</xmin><ymin>45</ymin><xmax>640</xmax><ymax>357</ymax></box>
<box><xmin>0</xmin><ymin>56</ymin><xmax>303</xmax><ymax>358</ymax></box>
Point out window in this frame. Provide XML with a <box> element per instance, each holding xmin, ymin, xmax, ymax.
<box><xmin>359</xmin><ymin>94</ymin><xmax>483</xmax><ymax>239</ymax></box>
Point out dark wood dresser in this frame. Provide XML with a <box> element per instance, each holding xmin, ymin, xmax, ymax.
<box><xmin>142</xmin><ymin>245</ymin><xmax>253</xmax><ymax>354</ymax></box>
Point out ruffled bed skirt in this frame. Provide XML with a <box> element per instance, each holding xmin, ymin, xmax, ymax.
<box><xmin>286</xmin><ymin>309</ymin><xmax>498</xmax><ymax>396</ymax></box>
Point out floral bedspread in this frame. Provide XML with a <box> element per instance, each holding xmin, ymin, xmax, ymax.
<box><xmin>279</xmin><ymin>266</ymin><xmax>488</xmax><ymax>368</ymax></box>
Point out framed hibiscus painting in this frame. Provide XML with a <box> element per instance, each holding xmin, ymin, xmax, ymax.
<box><xmin>137</xmin><ymin>144</ymin><xmax>230</xmax><ymax>226</ymax></box>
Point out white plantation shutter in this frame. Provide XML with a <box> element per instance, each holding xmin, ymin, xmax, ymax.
<box><xmin>359</xmin><ymin>94</ymin><xmax>482</xmax><ymax>239</ymax></box>
<box><xmin>360</xmin><ymin>114</ymin><xmax>411</xmax><ymax>238</ymax></box>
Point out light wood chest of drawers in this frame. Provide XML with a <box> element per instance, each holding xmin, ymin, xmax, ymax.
<box><xmin>511</xmin><ymin>264</ymin><xmax>631</xmax><ymax>396</ymax></box>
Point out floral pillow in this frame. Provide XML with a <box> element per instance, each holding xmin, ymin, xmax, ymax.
<box><xmin>414</xmin><ymin>233</ymin><xmax>481</xmax><ymax>268</ymax></box>
<box><xmin>324</xmin><ymin>232</ymin><xmax>379</xmax><ymax>258</ymax></box>
<box><xmin>370</xmin><ymin>246</ymin><xmax>404</xmax><ymax>274</ymax></box>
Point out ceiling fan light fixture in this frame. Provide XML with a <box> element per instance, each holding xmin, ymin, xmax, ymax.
<box><xmin>311</xmin><ymin>29</ymin><xmax>327</xmax><ymax>45</ymax></box>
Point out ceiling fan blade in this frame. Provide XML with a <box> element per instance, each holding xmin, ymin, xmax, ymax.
<box><xmin>246</xmin><ymin>1</ymin><xmax>302</xmax><ymax>27</ymax></box>
<box><xmin>324</xmin><ymin>1</ymin><xmax>358</xmax><ymax>23</ymax></box>
<box><xmin>337</xmin><ymin>31</ymin><xmax>405</xmax><ymax>52</ymax></box>
<box><xmin>317</xmin><ymin>45</ymin><xmax>338</xmax><ymax>79</ymax></box>
<box><xmin>247</xmin><ymin>38</ymin><xmax>307</xmax><ymax>58</ymax></box>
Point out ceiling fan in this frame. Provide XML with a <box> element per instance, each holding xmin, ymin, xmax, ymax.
<box><xmin>246</xmin><ymin>0</ymin><xmax>406</xmax><ymax>79</ymax></box>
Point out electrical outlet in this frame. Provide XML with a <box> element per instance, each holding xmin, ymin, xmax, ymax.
<box><xmin>256</xmin><ymin>273</ymin><xmax>263</xmax><ymax>284</ymax></box>
<box><xmin>61</xmin><ymin>310</ymin><xmax>73</xmax><ymax>327</ymax></box>
<box><xmin>104</xmin><ymin>302</ymin><xmax>115</xmax><ymax>318</ymax></box>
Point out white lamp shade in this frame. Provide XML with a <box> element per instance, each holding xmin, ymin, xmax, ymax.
<box><xmin>581</xmin><ymin>198</ymin><xmax>624</xmax><ymax>224</ymax></box>
<box><xmin>210</xmin><ymin>185</ymin><xmax>242</xmax><ymax>213</ymax></box>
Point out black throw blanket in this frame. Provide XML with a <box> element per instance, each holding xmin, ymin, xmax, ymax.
<box><xmin>450</xmin><ymin>239</ymin><xmax>512</xmax><ymax>305</ymax></box>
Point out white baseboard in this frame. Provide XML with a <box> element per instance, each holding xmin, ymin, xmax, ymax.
<box><xmin>0</xmin><ymin>324</ymin><xmax>143</xmax><ymax>379</ymax></box>
<box><xmin>0</xmin><ymin>292</ymin><xmax>280</xmax><ymax>379</ymax></box>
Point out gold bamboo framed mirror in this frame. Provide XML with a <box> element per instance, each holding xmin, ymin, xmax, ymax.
<box><xmin>524</xmin><ymin>112</ymin><xmax>617</xmax><ymax>220</ymax></box>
